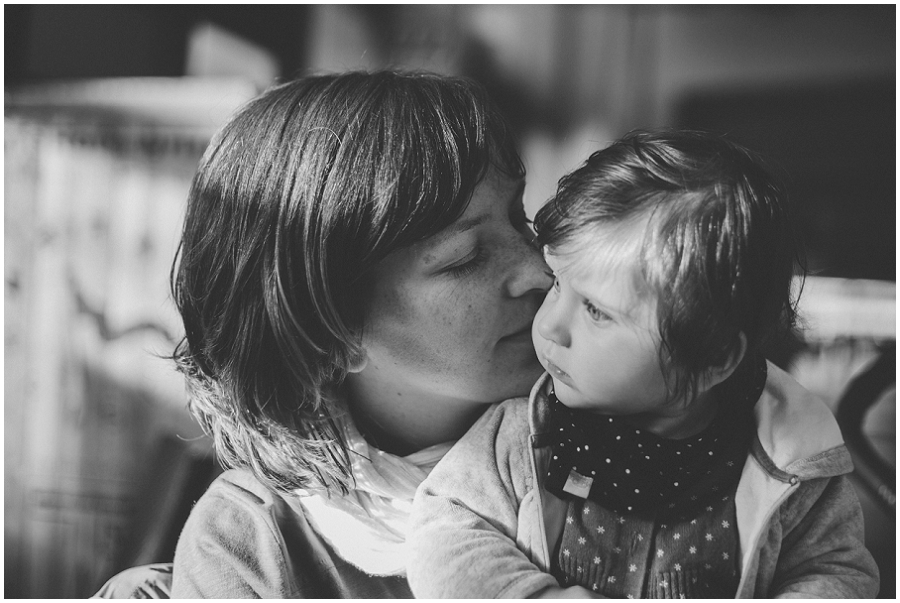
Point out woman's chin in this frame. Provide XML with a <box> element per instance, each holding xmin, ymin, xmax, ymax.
<box><xmin>507</xmin><ymin>358</ymin><xmax>545</xmax><ymax>396</ymax></box>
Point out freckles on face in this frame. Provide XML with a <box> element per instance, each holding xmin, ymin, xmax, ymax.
<box><xmin>365</xmin><ymin>252</ymin><xmax>504</xmax><ymax>380</ymax></box>
<box><xmin>358</xmin><ymin>169</ymin><xmax>548</xmax><ymax>404</ymax></box>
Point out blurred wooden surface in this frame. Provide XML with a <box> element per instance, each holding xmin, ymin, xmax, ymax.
<box><xmin>4</xmin><ymin>78</ymin><xmax>254</xmax><ymax>598</ymax></box>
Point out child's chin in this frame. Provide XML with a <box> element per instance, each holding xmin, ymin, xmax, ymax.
<box><xmin>550</xmin><ymin>386</ymin><xmax>579</xmax><ymax>409</ymax></box>
<box><xmin>553</xmin><ymin>388</ymin><xmax>607</xmax><ymax>414</ymax></box>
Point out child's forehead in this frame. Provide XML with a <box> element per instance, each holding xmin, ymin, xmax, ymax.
<box><xmin>545</xmin><ymin>235</ymin><xmax>655</xmax><ymax>312</ymax></box>
<box><xmin>544</xmin><ymin>223</ymin><xmax>645</xmax><ymax>280</ymax></box>
<box><xmin>546</xmin><ymin>243</ymin><xmax>622</xmax><ymax>273</ymax></box>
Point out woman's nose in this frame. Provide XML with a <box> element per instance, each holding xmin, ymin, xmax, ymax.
<box><xmin>536</xmin><ymin>296</ymin><xmax>570</xmax><ymax>347</ymax></box>
<box><xmin>505</xmin><ymin>234</ymin><xmax>553</xmax><ymax>299</ymax></box>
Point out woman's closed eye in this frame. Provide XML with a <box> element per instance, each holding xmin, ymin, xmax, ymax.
<box><xmin>443</xmin><ymin>248</ymin><xmax>487</xmax><ymax>277</ymax></box>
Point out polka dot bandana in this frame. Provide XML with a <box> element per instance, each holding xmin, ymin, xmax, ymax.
<box><xmin>544</xmin><ymin>356</ymin><xmax>766</xmax><ymax>518</ymax></box>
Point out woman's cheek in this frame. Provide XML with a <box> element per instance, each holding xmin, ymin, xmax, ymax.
<box><xmin>427</xmin><ymin>279</ymin><xmax>483</xmax><ymax>335</ymax></box>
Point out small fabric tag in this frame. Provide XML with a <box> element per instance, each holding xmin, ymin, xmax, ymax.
<box><xmin>562</xmin><ymin>469</ymin><xmax>593</xmax><ymax>499</ymax></box>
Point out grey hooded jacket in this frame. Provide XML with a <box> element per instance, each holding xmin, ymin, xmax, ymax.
<box><xmin>408</xmin><ymin>363</ymin><xmax>879</xmax><ymax>598</ymax></box>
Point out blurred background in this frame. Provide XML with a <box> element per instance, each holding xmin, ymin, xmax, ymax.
<box><xmin>4</xmin><ymin>5</ymin><xmax>895</xmax><ymax>598</ymax></box>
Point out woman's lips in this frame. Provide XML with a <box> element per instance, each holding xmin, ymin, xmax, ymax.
<box><xmin>499</xmin><ymin>324</ymin><xmax>533</xmax><ymax>344</ymax></box>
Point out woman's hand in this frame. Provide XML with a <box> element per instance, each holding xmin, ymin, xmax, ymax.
<box><xmin>531</xmin><ymin>585</ymin><xmax>606</xmax><ymax>598</ymax></box>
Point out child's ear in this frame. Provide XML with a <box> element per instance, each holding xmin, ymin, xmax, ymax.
<box><xmin>702</xmin><ymin>332</ymin><xmax>747</xmax><ymax>391</ymax></box>
<box><xmin>346</xmin><ymin>349</ymin><xmax>369</xmax><ymax>373</ymax></box>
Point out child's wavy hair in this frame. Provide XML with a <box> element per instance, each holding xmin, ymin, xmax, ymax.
<box><xmin>534</xmin><ymin>129</ymin><xmax>803</xmax><ymax>403</ymax></box>
<box><xmin>171</xmin><ymin>71</ymin><xmax>523</xmax><ymax>494</ymax></box>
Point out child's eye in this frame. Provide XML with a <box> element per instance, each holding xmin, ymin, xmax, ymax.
<box><xmin>552</xmin><ymin>277</ymin><xmax>561</xmax><ymax>292</ymax></box>
<box><xmin>585</xmin><ymin>301</ymin><xmax>612</xmax><ymax>323</ymax></box>
<box><xmin>444</xmin><ymin>249</ymin><xmax>487</xmax><ymax>277</ymax></box>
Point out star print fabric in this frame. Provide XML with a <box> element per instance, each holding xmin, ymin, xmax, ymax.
<box><xmin>552</xmin><ymin>488</ymin><xmax>741</xmax><ymax>598</ymax></box>
<box><xmin>546</xmin><ymin>357</ymin><xmax>765</xmax><ymax>598</ymax></box>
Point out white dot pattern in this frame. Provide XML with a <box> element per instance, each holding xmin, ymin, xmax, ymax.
<box><xmin>546</xmin><ymin>357</ymin><xmax>766</xmax><ymax>598</ymax></box>
<box><xmin>543</xmin><ymin>357</ymin><xmax>765</xmax><ymax>517</ymax></box>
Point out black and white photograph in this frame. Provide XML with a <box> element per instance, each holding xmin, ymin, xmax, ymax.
<box><xmin>5</xmin><ymin>5</ymin><xmax>895</xmax><ymax>599</ymax></box>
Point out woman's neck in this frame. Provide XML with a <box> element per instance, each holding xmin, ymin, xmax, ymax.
<box><xmin>344</xmin><ymin>370</ymin><xmax>488</xmax><ymax>457</ymax></box>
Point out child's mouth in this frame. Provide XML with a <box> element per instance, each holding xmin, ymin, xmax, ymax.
<box><xmin>544</xmin><ymin>358</ymin><xmax>574</xmax><ymax>387</ymax></box>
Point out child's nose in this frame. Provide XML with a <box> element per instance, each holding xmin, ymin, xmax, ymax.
<box><xmin>536</xmin><ymin>301</ymin><xmax>571</xmax><ymax>348</ymax></box>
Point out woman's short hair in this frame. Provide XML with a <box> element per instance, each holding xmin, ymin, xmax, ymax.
<box><xmin>534</xmin><ymin>129</ymin><xmax>802</xmax><ymax>403</ymax></box>
<box><xmin>172</xmin><ymin>71</ymin><xmax>523</xmax><ymax>494</ymax></box>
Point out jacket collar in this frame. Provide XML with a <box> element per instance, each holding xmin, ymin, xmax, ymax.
<box><xmin>750</xmin><ymin>361</ymin><xmax>852</xmax><ymax>479</ymax></box>
<box><xmin>527</xmin><ymin>362</ymin><xmax>852</xmax><ymax>482</ymax></box>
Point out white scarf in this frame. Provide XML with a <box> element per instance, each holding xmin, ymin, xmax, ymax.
<box><xmin>296</xmin><ymin>416</ymin><xmax>453</xmax><ymax>576</ymax></box>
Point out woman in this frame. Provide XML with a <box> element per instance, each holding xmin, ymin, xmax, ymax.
<box><xmin>98</xmin><ymin>70</ymin><xmax>552</xmax><ymax>598</ymax></box>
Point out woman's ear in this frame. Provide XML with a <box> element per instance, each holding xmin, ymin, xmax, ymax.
<box><xmin>702</xmin><ymin>332</ymin><xmax>748</xmax><ymax>391</ymax></box>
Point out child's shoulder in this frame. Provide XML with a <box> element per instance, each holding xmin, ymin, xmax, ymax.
<box><xmin>450</xmin><ymin>393</ymin><xmax>539</xmax><ymax>462</ymax></box>
<box><xmin>485</xmin><ymin>373</ymin><xmax>554</xmax><ymax>434</ymax></box>
<box><xmin>480</xmin><ymin>395</ymin><xmax>532</xmax><ymax>432</ymax></box>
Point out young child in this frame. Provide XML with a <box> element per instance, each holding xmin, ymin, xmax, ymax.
<box><xmin>407</xmin><ymin>130</ymin><xmax>879</xmax><ymax>599</ymax></box>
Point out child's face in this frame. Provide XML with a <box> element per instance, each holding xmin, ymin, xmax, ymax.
<box><xmin>532</xmin><ymin>248</ymin><xmax>674</xmax><ymax>419</ymax></box>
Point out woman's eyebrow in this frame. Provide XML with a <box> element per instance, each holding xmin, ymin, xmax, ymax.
<box><xmin>421</xmin><ymin>177</ymin><xmax>524</xmax><ymax>250</ymax></box>
<box><xmin>424</xmin><ymin>214</ymin><xmax>488</xmax><ymax>248</ymax></box>
<box><xmin>414</xmin><ymin>214</ymin><xmax>488</xmax><ymax>265</ymax></box>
